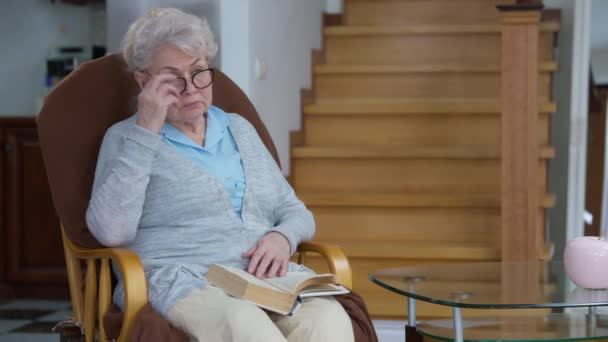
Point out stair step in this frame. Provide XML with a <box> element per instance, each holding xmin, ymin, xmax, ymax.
<box><xmin>304</xmin><ymin>99</ymin><xmax>557</xmax><ymax>115</ymax></box>
<box><xmin>345</xmin><ymin>0</ymin><xmax>515</xmax><ymax>26</ymax></box>
<box><xmin>314</xmin><ymin>63</ymin><xmax>556</xmax><ymax>100</ymax></box>
<box><xmin>324</xmin><ymin>23</ymin><xmax>560</xmax><ymax>36</ymax></box>
<box><xmin>308</xmin><ymin>205</ymin><xmax>501</xmax><ymax>243</ymax></box>
<box><xmin>311</xmin><ymin>206</ymin><xmax>501</xmax><ymax>244</ymax></box>
<box><xmin>303</xmin><ymin>113</ymin><xmax>550</xmax><ymax>147</ymax></box>
<box><xmin>325</xmin><ymin>25</ymin><xmax>557</xmax><ymax>65</ymax></box>
<box><xmin>292</xmin><ymin>145</ymin><xmax>555</xmax><ymax>159</ymax></box>
<box><xmin>293</xmin><ymin>158</ymin><xmax>548</xmax><ymax>193</ymax></box>
<box><xmin>299</xmin><ymin>191</ymin><xmax>556</xmax><ymax>208</ymax></box>
<box><xmin>323</xmin><ymin>240</ymin><xmax>501</xmax><ymax>260</ymax></box>
<box><xmin>314</xmin><ymin>62</ymin><xmax>558</xmax><ymax>74</ymax></box>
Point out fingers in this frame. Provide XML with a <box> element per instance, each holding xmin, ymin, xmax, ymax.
<box><xmin>244</xmin><ymin>234</ymin><xmax>291</xmax><ymax>278</ymax></box>
<box><xmin>256</xmin><ymin>254</ymin><xmax>272</xmax><ymax>278</ymax></box>
<box><xmin>247</xmin><ymin>248</ymin><xmax>263</xmax><ymax>274</ymax></box>
<box><xmin>136</xmin><ymin>73</ymin><xmax>180</xmax><ymax>133</ymax></box>
<box><xmin>242</xmin><ymin>245</ymin><xmax>256</xmax><ymax>258</ymax></box>
<box><xmin>146</xmin><ymin>73</ymin><xmax>178</xmax><ymax>90</ymax></box>
<box><xmin>141</xmin><ymin>74</ymin><xmax>180</xmax><ymax>104</ymax></box>
<box><xmin>246</xmin><ymin>247</ymin><xmax>279</xmax><ymax>279</ymax></box>
<box><xmin>279</xmin><ymin>259</ymin><xmax>288</xmax><ymax>277</ymax></box>
<box><xmin>266</xmin><ymin>259</ymin><xmax>281</xmax><ymax>278</ymax></box>
<box><xmin>156</xmin><ymin>84</ymin><xmax>180</xmax><ymax>103</ymax></box>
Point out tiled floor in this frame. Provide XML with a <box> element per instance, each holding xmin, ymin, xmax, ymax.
<box><xmin>0</xmin><ymin>300</ymin><xmax>72</xmax><ymax>342</ymax></box>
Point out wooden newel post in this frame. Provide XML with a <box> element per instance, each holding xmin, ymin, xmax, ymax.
<box><xmin>498</xmin><ymin>4</ymin><xmax>544</xmax><ymax>261</ymax></box>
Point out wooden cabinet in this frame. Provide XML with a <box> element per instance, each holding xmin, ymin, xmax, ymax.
<box><xmin>0</xmin><ymin>118</ymin><xmax>69</xmax><ymax>299</ymax></box>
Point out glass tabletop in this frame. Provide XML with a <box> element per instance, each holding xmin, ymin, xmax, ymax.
<box><xmin>369</xmin><ymin>261</ymin><xmax>608</xmax><ymax>309</ymax></box>
<box><xmin>417</xmin><ymin>313</ymin><xmax>608</xmax><ymax>342</ymax></box>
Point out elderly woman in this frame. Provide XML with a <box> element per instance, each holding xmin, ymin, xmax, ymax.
<box><xmin>85</xmin><ymin>7</ymin><xmax>354</xmax><ymax>342</ymax></box>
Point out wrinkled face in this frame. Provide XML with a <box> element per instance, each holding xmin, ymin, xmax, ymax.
<box><xmin>135</xmin><ymin>44</ymin><xmax>213</xmax><ymax>123</ymax></box>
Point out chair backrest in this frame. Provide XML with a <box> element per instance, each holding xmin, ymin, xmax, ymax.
<box><xmin>37</xmin><ymin>53</ymin><xmax>280</xmax><ymax>248</ymax></box>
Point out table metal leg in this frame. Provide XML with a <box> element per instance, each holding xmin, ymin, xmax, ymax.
<box><xmin>408</xmin><ymin>297</ymin><xmax>416</xmax><ymax>326</ymax></box>
<box><xmin>453</xmin><ymin>307</ymin><xmax>463</xmax><ymax>342</ymax></box>
<box><xmin>589</xmin><ymin>306</ymin><xmax>597</xmax><ymax>320</ymax></box>
<box><xmin>405</xmin><ymin>298</ymin><xmax>422</xmax><ymax>342</ymax></box>
<box><xmin>588</xmin><ymin>306</ymin><xmax>598</xmax><ymax>336</ymax></box>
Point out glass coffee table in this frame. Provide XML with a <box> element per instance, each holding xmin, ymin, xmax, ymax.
<box><xmin>369</xmin><ymin>261</ymin><xmax>608</xmax><ymax>341</ymax></box>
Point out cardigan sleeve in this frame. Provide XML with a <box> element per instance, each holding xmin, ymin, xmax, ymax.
<box><xmin>271</xmin><ymin>172</ymin><xmax>316</xmax><ymax>254</ymax></box>
<box><xmin>235</xmin><ymin>115</ymin><xmax>316</xmax><ymax>254</ymax></box>
<box><xmin>86</xmin><ymin>120</ymin><xmax>163</xmax><ymax>247</ymax></box>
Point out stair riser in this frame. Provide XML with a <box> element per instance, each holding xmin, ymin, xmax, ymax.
<box><xmin>346</xmin><ymin>0</ymin><xmax>514</xmax><ymax>26</ymax></box>
<box><xmin>293</xmin><ymin>159</ymin><xmax>548</xmax><ymax>194</ymax></box>
<box><xmin>312</xmin><ymin>207</ymin><xmax>502</xmax><ymax>242</ymax></box>
<box><xmin>315</xmin><ymin>72</ymin><xmax>553</xmax><ymax>100</ymax></box>
<box><xmin>311</xmin><ymin>207</ymin><xmax>550</xmax><ymax>243</ymax></box>
<box><xmin>325</xmin><ymin>33</ymin><xmax>555</xmax><ymax>65</ymax></box>
<box><xmin>304</xmin><ymin>115</ymin><xmax>550</xmax><ymax>147</ymax></box>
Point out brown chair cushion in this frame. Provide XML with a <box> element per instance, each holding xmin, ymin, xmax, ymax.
<box><xmin>37</xmin><ymin>53</ymin><xmax>280</xmax><ymax>248</ymax></box>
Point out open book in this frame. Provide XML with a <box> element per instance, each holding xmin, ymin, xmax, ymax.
<box><xmin>206</xmin><ymin>264</ymin><xmax>350</xmax><ymax>315</ymax></box>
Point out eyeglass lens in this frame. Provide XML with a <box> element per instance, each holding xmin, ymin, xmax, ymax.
<box><xmin>172</xmin><ymin>69</ymin><xmax>213</xmax><ymax>93</ymax></box>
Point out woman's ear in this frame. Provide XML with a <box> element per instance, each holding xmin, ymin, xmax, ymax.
<box><xmin>134</xmin><ymin>71</ymin><xmax>146</xmax><ymax>91</ymax></box>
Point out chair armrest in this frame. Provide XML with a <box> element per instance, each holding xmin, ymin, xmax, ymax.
<box><xmin>297</xmin><ymin>242</ymin><xmax>353</xmax><ymax>289</ymax></box>
<box><xmin>63</xmin><ymin>234</ymin><xmax>147</xmax><ymax>341</ymax></box>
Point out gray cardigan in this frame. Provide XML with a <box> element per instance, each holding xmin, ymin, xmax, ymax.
<box><xmin>85</xmin><ymin>114</ymin><xmax>315</xmax><ymax>316</ymax></box>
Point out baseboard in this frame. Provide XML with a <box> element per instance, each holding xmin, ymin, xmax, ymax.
<box><xmin>373</xmin><ymin>320</ymin><xmax>406</xmax><ymax>342</ymax></box>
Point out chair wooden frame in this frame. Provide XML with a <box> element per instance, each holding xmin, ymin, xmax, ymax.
<box><xmin>61</xmin><ymin>226</ymin><xmax>353</xmax><ymax>342</ymax></box>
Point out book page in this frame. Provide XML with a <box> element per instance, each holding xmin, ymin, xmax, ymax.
<box><xmin>299</xmin><ymin>284</ymin><xmax>350</xmax><ymax>298</ymax></box>
<box><xmin>217</xmin><ymin>265</ymin><xmax>278</xmax><ymax>291</ymax></box>
<box><xmin>265</xmin><ymin>272</ymin><xmax>336</xmax><ymax>294</ymax></box>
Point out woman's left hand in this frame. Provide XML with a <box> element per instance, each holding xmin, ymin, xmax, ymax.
<box><xmin>243</xmin><ymin>232</ymin><xmax>291</xmax><ymax>279</ymax></box>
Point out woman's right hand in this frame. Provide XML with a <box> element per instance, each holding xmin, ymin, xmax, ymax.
<box><xmin>136</xmin><ymin>73</ymin><xmax>180</xmax><ymax>133</ymax></box>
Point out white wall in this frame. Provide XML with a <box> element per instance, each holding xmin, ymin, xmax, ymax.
<box><xmin>591</xmin><ymin>0</ymin><xmax>608</xmax><ymax>84</ymax></box>
<box><xmin>545</xmin><ymin>0</ymin><xmax>592</xmax><ymax>259</ymax></box>
<box><xmin>593</xmin><ymin>49</ymin><xmax>608</xmax><ymax>84</ymax></box>
<box><xmin>106</xmin><ymin>0</ymin><xmax>147</xmax><ymax>54</ymax></box>
<box><xmin>0</xmin><ymin>0</ymin><xmax>91</xmax><ymax>115</ymax></box>
<box><xmin>545</xmin><ymin>0</ymin><xmax>575</xmax><ymax>261</ymax></box>
<box><xmin>325</xmin><ymin>0</ymin><xmax>343</xmax><ymax>13</ymax></box>
<box><xmin>248</xmin><ymin>0</ymin><xmax>324</xmax><ymax>172</ymax></box>
<box><xmin>591</xmin><ymin>0</ymin><xmax>608</xmax><ymax>50</ymax></box>
<box><xmin>218</xmin><ymin>0</ymin><xmax>250</xmax><ymax>96</ymax></box>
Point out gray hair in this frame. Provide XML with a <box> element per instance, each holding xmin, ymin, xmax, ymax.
<box><xmin>121</xmin><ymin>8</ymin><xmax>218</xmax><ymax>72</ymax></box>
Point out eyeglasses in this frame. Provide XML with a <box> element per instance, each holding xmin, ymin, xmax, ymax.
<box><xmin>144</xmin><ymin>68</ymin><xmax>214</xmax><ymax>94</ymax></box>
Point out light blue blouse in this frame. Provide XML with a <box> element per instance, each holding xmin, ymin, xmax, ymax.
<box><xmin>160</xmin><ymin>105</ymin><xmax>246</xmax><ymax>219</ymax></box>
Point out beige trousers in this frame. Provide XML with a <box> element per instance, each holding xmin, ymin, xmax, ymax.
<box><xmin>167</xmin><ymin>285</ymin><xmax>355</xmax><ymax>342</ymax></box>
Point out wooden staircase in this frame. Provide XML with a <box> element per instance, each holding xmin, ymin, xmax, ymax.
<box><xmin>291</xmin><ymin>0</ymin><xmax>559</xmax><ymax>318</ymax></box>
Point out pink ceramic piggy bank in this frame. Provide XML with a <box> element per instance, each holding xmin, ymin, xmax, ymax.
<box><xmin>564</xmin><ymin>236</ymin><xmax>608</xmax><ymax>289</ymax></box>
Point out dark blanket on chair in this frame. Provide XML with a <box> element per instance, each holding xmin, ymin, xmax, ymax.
<box><xmin>104</xmin><ymin>291</ymin><xmax>378</xmax><ymax>342</ymax></box>
<box><xmin>335</xmin><ymin>291</ymin><xmax>379</xmax><ymax>342</ymax></box>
